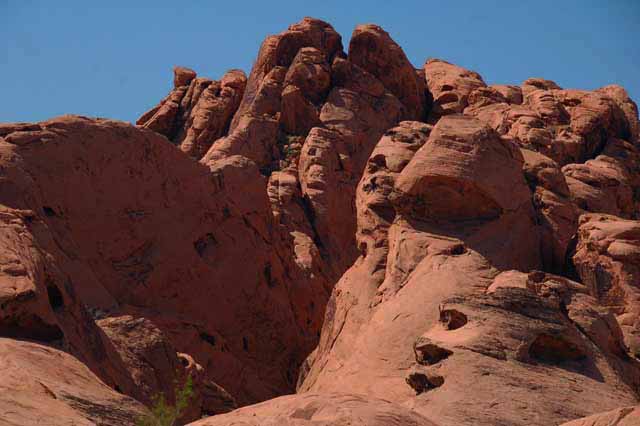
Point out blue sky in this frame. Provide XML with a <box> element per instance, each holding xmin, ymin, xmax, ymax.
<box><xmin>1</xmin><ymin>1</ymin><xmax>639</xmax><ymax>123</ymax></box>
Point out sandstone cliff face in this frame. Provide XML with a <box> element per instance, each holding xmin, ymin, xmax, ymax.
<box><xmin>0</xmin><ymin>115</ymin><xmax>331</xmax><ymax>417</ymax></box>
<box><xmin>297</xmin><ymin>116</ymin><xmax>639</xmax><ymax>426</ymax></box>
<box><xmin>1</xmin><ymin>17</ymin><xmax>640</xmax><ymax>426</ymax></box>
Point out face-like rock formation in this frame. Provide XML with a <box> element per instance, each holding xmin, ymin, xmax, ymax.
<box><xmin>1</xmin><ymin>16</ymin><xmax>639</xmax><ymax>426</ymax></box>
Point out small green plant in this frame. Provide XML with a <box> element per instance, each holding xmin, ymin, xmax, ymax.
<box><xmin>136</xmin><ymin>374</ymin><xmax>194</xmax><ymax>426</ymax></box>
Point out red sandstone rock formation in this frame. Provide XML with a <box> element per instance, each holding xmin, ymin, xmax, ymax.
<box><xmin>138</xmin><ymin>67</ymin><xmax>247</xmax><ymax>159</ymax></box>
<box><xmin>561</xmin><ymin>405</ymin><xmax>640</xmax><ymax>426</ymax></box>
<box><xmin>0</xmin><ymin>337</ymin><xmax>147</xmax><ymax>425</ymax></box>
<box><xmin>1</xmin><ymin>16</ymin><xmax>639</xmax><ymax>426</ymax></box>
<box><xmin>0</xmin><ymin>115</ymin><xmax>331</xmax><ymax>415</ymax></box>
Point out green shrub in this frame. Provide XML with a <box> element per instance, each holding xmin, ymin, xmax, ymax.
<box><xmin>136</xmin><ymin>374</ymin><xmax>194</xmax><ymax>426</ymax></box>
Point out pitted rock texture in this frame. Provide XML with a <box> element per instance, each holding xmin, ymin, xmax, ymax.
<box><xmin>0</xmin><ymin>115</ymin><xmax>332</xmax><ymax>415</ymax></box>
<box><xmin>1</xmin><ymin>16</ymin><xmax>640</xmax><ymax>426</ymax></box>
<box><xmin>298</xmin><ymin>116</ymin><xmax>640</xmax><ymax>426</ymax></box>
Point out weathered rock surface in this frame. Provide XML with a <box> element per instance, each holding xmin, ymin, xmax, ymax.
<box><xmin>522</xmin><ymin>148</ymin><xmax>579</xmax><ymax>272</ymax></box>
<box><xmin>201</xmin><ymin>17</ymin><xmax>410</xmax><ymax>280</ymax></box>
<box><xmin>297</xmin><ymin>114</ymin><xmax>640</xmax><ymax>426</ymax></box>
<box><xmin>2</xmin><ymin>16</ymin><xmax>640</xmax><ymax>426</ymax></box>
<box><xmin>96</xmin><ymin>315</ymin><xmax>236</xmax><ymax>421</ymax></box>
<box><xmin>138</xmin><ymin>67</ymin><xmax>247</xmax><ymax>159</ymax></box>
<box><xmin>572</xmin><ymin>214</ymin><xmax>640</xmax><ymax>358</ymax></box>
<box><xmin>561</xmin><ymin>405</ymin><xmax>640</xmax><ymax>426</ymax></box>
<box><xmin>424</xmin><ymin>58</ymin><xmax>486</xmax><ymax>121</ymax></box>
<box><xmin>465</xmin><ymin>81</ymin><xmax>636</xmax><ymax>168</ymax></box>
<box><xmin>349</xmin><ymin>24</ymin><xmax>426</xmax><ymax>121</ymax></box>
<box><xmin>0</xmin><ymin>115</ymin><xmax>331</xmax><ymax>414</ymax></box>
<box><xmin>96</xmin><ymin>316</ymin><xmax>187</xmax><ymax>404</ymax></box>
<box><xmin>562</xmin><ymin>138</ymin><xmax>640</xmax><ymax>219</ymax></box>
<box><xmin>190</xmin><ymin>393</ymin><xmax>437</xmax><ymax>426</ymax></box>
<box><xmin>0</xmin><ymin>337</ymin><xmax>147</xmax><ymax>426</ymax></box>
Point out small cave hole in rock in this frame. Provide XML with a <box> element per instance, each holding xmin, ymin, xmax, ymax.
<box><xmin>439</xmin><ymin>309</ymin><xmax>468</xmax><ymax>330</ymax></box>
<box><xmin>46</xmin><ymin>285</ymin><xmax>64</xmax><ymax>311</ymax></box>
<box><xmin>180</xmin><ymin>357</ymin><xmax>189</xmax><ymax>367</ymax></box>
<box><xmin>371</xmin><ymin>204</ymin><xmax>396</xmax><ymax>223</ymax></box>
<box><xmin>199</xmin><ymin>332</ymin><xmax>216</xmax><ymax>347</ymax></box>
<box><xmin>370</xmin><ymin>154</ymin><xmax>387</xmax><ymax>169</ymax></box>
<box><xmin>414</xmin><ymin>341</ymin><xmax>453</xmax><ymax>365</ymax></box>
<box><xmin>562</xmin><ymin>235</ymin><xmax>581</xmax><ymax>282</ymax></box>
<box><xmin>405</xmin><ymin>371</ymin><xmax>444</xmax><ymax>394</ymax></box>
<box><xmin>449</xmin><ymin>244</ymin><xmax>466</xmax><ymax>256</ymax></box>
<box><xmin>242</xmin><ymin>336</ymin><xmax>249</xmax><ymax>352</ymax></box>
<box><xmin>264</xmin><ymin>263</ymin><xmax>275</xmax><ymax>288</ymax></box>
<box><xmin>438</xmin><ymin>92</ymin><xmax>459</xmax><ymax>104</ymax></box>
<box><xmin>114</xmin><ymin>385</ymin><xmax>122</xmax><ymax>393</ymax></box>
<box><xmin>194</xmin><ymin>233</ymin><xmax>217</xmax><ymax>258</ymax></box>
<box><xmin>528</xmin><ymin>334</ymin><xmax>585</xmax><ymax>363</ymax></box>
<box><xmin>42</xmin><ymin>206</ymin><xmax>57</xmax><ymax>217</ymax></box>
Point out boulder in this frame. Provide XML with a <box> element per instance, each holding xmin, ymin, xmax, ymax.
<box><xmin>138</xmin><ymin>68</ymin><xmax>247</xmax><ymax>159</ymax></box>
<box><xmin>423</xmin><ymin>58</ymin><xmax>485</xmax><ymax>121</ymax></box>
<box><xmin>0</xmin><ymin>338</ymin><xmax>146</xmax><ymax>426</ymax></box>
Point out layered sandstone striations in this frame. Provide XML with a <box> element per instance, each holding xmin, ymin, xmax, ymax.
<box><xmin>1</xmin><ymin>16</ymin><xmax>639</xmax><ymax>426</ymax></box>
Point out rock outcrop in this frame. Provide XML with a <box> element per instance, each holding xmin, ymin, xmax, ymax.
<box><xmin>572</xmin><ymin>214</ymin><xmax>640</xmax><ymax>357</ymax></box>
<box><xmin>137</xmin><ymin>67</ymin><xmax>247</xmax><ymax>159</ymax></box>
<box><xmin>297</xmin><ymin>116</ymin><xmax>640</xmax><ymax>426</ymax></box>
<box><xmin>561</xmin><ymin>405</ymin><xmax>640</xmax><ymax>426</ymax></box>
<box><xmin>0</xmin><ymin>115</ymin><xmax>331</xmax><ymax>416</ymax></box>
<box><xmin>1</xmin><ymin>16</ymin><xmax>639</xmax><ymax>426</ymax></box>
<box><xmin>0</xmin><ymin>337</ymin><xmax>147</xmax><ymax>426</ymax></box>
<box><xmin>190</xmin><ymin>393</ymin><xmax>438</xmax><ymax>426</ymax></box>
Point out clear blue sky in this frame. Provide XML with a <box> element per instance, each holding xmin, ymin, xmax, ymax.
<box><xmin>1</xmin><ymin>1</ymin><xmax>639</xmax><ymax>124</ymax></box>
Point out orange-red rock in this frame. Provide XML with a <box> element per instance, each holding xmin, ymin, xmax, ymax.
<box><xmin>522</xmin><ymin>148</ymin><xmax>579</xmax><ymax>272</ymax></box>
<box><xmin>561</xmin><ymin>405</ymin><xmax>640</xmax><ymax>426</ymax></box>
<box><xmin>572</xmin><ymin>214</ymin><xmax>640</xmax><ymax>357</ymax></box>
<box><xmin>349</xmin><ymin>24</ymin><xmax>425</xmax><ymax>120</ymax></box>
<box><xmin>190</xmin><ymin>393</ymin><xmax>437</xmax><ymax>426</ymax></box>
<box><xmin>2</xmin><ymin>17</ymin><xmax>640</xmax><ymax>426</ymax></box>
<box><xmin>138</xmin><ymin>68</ymin><xmax>247</xmax><ymax>159</ymax></box>
<box><xmin>297</xmin><ymin>116</ymin><xmax>638</xmax><ymax>422</ymax></box>
<box><xmin>0</xmin><ymin>115</ymin><xmax>329</xmax><ymax>411</ymax></box>
<box><xmin>424</xmin><ymin>58</ymin><xmax>485</xmax><ymax>121</ymax></box>
<box><xmin>0</xmin><ymin>337</ymin><xmax>147</xmax><ymax>425</ymax></box>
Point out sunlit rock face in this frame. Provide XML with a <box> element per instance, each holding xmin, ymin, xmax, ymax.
<box><xmin>1</xmin><ymin>16</ymin><xmax>639</xmax><ymax>426</ymax></box>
